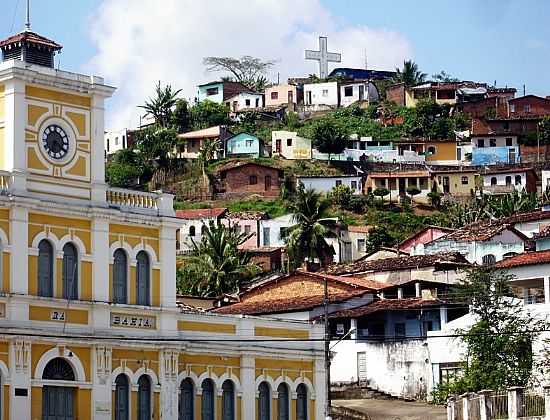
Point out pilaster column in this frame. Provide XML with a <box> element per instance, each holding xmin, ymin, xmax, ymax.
<box><xmin>91</xmin><ymin>345</ymin><xmax>113</xmax><ymax>420</ymax></box>
<box><xmin>91</xmin><ymin>217</ymin><xmax>110</xmax><ymax>302</ymax></box>
<box><xmin>478</xmin><ymin>389</ymin><xmax>493</xmax><ymax>420</ymax></box>
<box><xmin>314</xmin><ymin>356</ymin><xmax>326</xmax><ymax>420</ymax></box>
<box><xmin>508</xmin><ymin>386</ymin><xmax>523</xmax><ymax>420</ymax></box>
<box><xmin>241</xmin><ymin>354</ymin><xmax>256</xmax><ymax>417</ymax></box>
<box><xmin>10</xmin><ymin>206</ymin><xmax>28</xmax><ymax>295</ymax></box>
<box><xmin>9</xmin><ymin>340</ymin><xmax>31</xmax><ymax>420</ymax></box>
<box><xmin>3</xmin><ymin>78</ymin><xmax>27</xmax><ymax>193</ymax></box>
<box><xmin>159</xmin><ymin>223</ymin><xmax>177</xmax><ymax>308</ymax></box>
<box><xmin>90</xmin><ymin>94</ymin><xmax>107</xmax><ymax>203</ymax></box>
<box><xmin>160</xmin><ymin>349</ymin><xmax>179</xmax><ymax>420</ymax></box>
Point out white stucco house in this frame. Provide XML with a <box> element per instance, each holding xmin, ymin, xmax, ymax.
<box><xmin>479</xmin><ymin>167</ymin><xmax>537</xmax><ymax>195</ymax></box>
<box><xmin>271</xmin><ymin>130</ymin><xmax>312</xmax><ymax>159</ymax></box>
<box><xmin>224</xmin><ymin>91</ymin><xmax>263</xmax><ymax>112</ymax></box>
<box><xmin>339</xmin><ymin>80</ymin><xmax>379</xmax><ymax>107</ymax></box>
<box><xmin>303</xmin><ymin>81</ymin><xmax>339</xmax><ymax>111</ymax></box>
<box><xmin>175</xmin><ymin>208</ymin><xmax>228</xmax><ymax>253</ymax></box>
<box><xmin>297</xmin><ymin>175</ymin><xmax>364</xmax><ymax>195</ymax></box>
<box><xmin>104</xmin><ymin>128</ymin><xmax>130</xmax><ymax>156</ymax></box>
<box><xmin>424</xmin><ymin>220</ymin><xmax>528</xmax><ymax>265</ymax></box>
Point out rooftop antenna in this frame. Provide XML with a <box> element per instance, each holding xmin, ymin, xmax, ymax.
<box><xmin>25</xmin><ymin>0</ymin><xmax>31</xmax><ymax>31</ymax></box>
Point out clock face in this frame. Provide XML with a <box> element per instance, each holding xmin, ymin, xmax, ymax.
<box><xmin>42</xmin><ymin>125</ymin><xmax>70</xmax><ymax>160</ymax></box>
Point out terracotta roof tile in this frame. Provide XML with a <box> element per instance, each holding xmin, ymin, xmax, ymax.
<box><xmin>348</xmin><ymin>225</ymin><xmax>373</xmax><ymax>233</ymax></box>
<box><xmin>494</xmin><ymin>250</ymin><xmax>550</xmax><ymax>269</ymax></box>
<box><xmin>211</xmin><ymin>290</ymin><xmax>368</xmax><ymax>315</ymax></box>
<box><xmin>0</xmin><ymin>31</ymin><xmax>62</xmax><ymax>50</ymax></box>
<box><xmin>175</xmin><ymin>208</ymin><xmax>227</xmax><ymax>219</ymax></box>
<box><xmin>327</xmin><ymin>298</ymin><xmax>448</xmax><ymax>319</ymax></box>
<box><xmin>227</xmin><ymin>211</ymin><xmax>268</xmax><ymax>220</ymax></box>
<box><xmin>322</xmin><ymin>252</ymin><xmax>470</xmax><ymax>276</ymax></box>
<box><xmin>213</xmin><ymin>160</ymin><xmax>282</xmax><ymax>174</ymax></box>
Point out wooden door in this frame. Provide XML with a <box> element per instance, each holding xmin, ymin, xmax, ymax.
<box><xmin>42</xmin><ymin>386</ymin><xmax>74</xmax><ymax>420</ymax></box>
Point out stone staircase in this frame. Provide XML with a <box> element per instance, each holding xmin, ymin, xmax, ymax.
<box><xmin>331</xmin><ymin>382</ymin><xmax>396</xmax><ymax>401</ymax></box>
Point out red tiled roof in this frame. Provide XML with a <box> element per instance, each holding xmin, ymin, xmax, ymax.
<box><xmin>368</xmin><ymin>171</ymin><xmax>429</xmax><ymax>178</ymax></box>
<box><xmin>0</xmin><ymin>31</ymin><xmax>62</xmax><ymax>50</ymax></box>
<box><xmin>213</xmin><ymin>160</ymin><xmax>282</xmax><ymax>174</ymax></box>
<box><xmin>211</xmin><ymin>290</ymin><xmax>368</xmax><ymax>315</ymax></box>
<box><xmin>494</xmin><ymin>250</ymin><xmax>550</xmax><ymax>269</ymax></box>
<box><xmin>322</xmin><ymin>252</ymin><xmax>470</xmax><ymax>276</ymax></box>
<box><xmin>481</xmin><ymin>166</ymin><xmax>535</xmax><ymax>175</ymax></box>
<box><xmin>502</xmin><ymin>210</ymin><xmax>550</xmax><ymax>225</ymax></box>
<box><xmin>175</xmin><ymin>208</ymin><xmax>227</xmax><ymax>219</ymax></box>
<box><xmin>348</xmin><ymin>225</ymin><xmax>373</xmax><ymax>233</ymax></box>
<box><xmin>226</xmin><ymin>211</ymin><xmax>267</xmax><ymax>220</ymax></box>
<box><xmin>327</xmin><ymin>298</ymin><xmax>448</xmax><ymax>319</ymax></box>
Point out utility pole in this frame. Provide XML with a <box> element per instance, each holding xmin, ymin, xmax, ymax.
<box><xmin>324</xmin><ymin>276</ymin><xmax>332</xmax><ymax>420</ymax></box>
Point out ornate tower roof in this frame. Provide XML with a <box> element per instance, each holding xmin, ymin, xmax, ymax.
<box><xmin>0</xmin><ymin>30</ymin><xmax>62</xmax><ymax>68</ymax></box>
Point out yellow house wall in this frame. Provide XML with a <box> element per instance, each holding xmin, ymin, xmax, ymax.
<box><xmin>255</xmin><ymin>358</ymin><xmax>314</xmax><ymax>382</ymax></box>
<box><xmin>0</xmin><ymin>342</ymin><xmax>8</xmax><ymax>368</ymax></box>
<box><xmin>2</xmin><ymin>252</ymin><xmax>10</xmax><ymax>293</ymax></box>
<box><xmin>76</xmin><ymin>388</ymin><xmax>92</xmax><ymax>420</ymax></box>
<box><xmin>3</xmin><ymin>383</ymin><xmax>9</xmax><ymax>420</ymax></box>
<box><xmin>29</xmin><ymin>305</ymin><xmax>89</xmax><ymax>325</ymax></box>
<box><xmin>31</xmin><ymin>386</ymin><xmax>42</xmax><ymax>420</ymax></box>
<box><xmin>435</xmin><ymin>172</ymin><xmax>476</xmax><ymax>196</ymax></box>
<box><xmin>426</xmin><ymin>142</ymin><xmax>456</xmax><ymax>161</ymax></box>
<box><xmin>112</xmin><ymin>349</ymin><xmax>159</xmax><ymax>377</ymax></box>
<box><xmin>178</xmin><ymin>320</ymin><xmax>236</xmax><ymax>335</ymax></box>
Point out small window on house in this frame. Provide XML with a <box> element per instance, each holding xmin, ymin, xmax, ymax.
<box><xmin>482</xmin><ymin>254</ymin><xmax>497</xmax><ymax>266</ymax></box>
<box><xmin>515</xmin><ymin>175</ymin><xmax>522</xmax><ymax>185</ymax></box>
<box><xmin>271</xmin><ymin>91</ymin><xmax>278</xmax><ymax>100</ymax></box>
<box><xmin>344</xmin><ymin>86</ymin><xmax>353</xmax><ymax>97</ymax></box>
<box><xmin>357</xmin><ymin>239</ymin><xmax>366</xmax><ymax>252</ymax></box>
<box><xmin>440</xmin><ymin>363</ymin><xmax>463</xmax><ymax>385</ymax></box>
<box><xmin>245</xmin><ymin>99</ymin><xmax>251</xmax><ymax>106</ymax></box>
<box><xmin>201</xmin><ymin>225</ymin><xmax>207</xmax><ymax>235</ymax></box>
<box><xmin>478</xmin><ymin>139</ymin><xmax>485</xmax><ymax>148</ymax></box>
<box><xmin>249</xmin><ymin>175</ymin><xmax>258</xmax><ymax>185</ymax></box>
<box><xmin>506</xmin><ymin>137</ymin><xmax>513</xmax><ymax>146</ymax></box>
<box><xmin>322</xmin><ymin>89</ymin><xmax>329</xmax><ymax>97</ymax></box>
<box><xmin>427</xmin><ymin>146</ymin><xmax>436</xmax><ymax>155</ymax></box>
<box><xmin>524</xmin><ymin>104</ymin><xmax>531</xmax><ymax>113</ymax></box>
<box><xmin>206</xmin><ymin>87</ymin><xmax>219</xmax><ymax>96</ymax></box>
<box><xmin>335</xmin><ymin>180</ymin><xmax>342</xmax><ymax>187</ymax></box>
<box><xmin>379</xmin><ymin>179</ymin><xmax>386</xmax><ymax>188</ymax></box>
<box><xmin>255</xmin><ymin>98</ymin><xmax>260</xmax><ymax>107</ymax></box>
<box><xmin>489</xmin><ymin>138</ymin><xmax>497</xmax><ymax>147</ymax></box>
<box><xmin>461</xmin><ymin>176</ymin><xmax>468</xmax><ymax>185</ymax></box>
<box><xmin>510</xmin><ymin>104</ymin><xmax>516</xmax><ymax>113</ymax></box>
<box><xmin>106</xmin><ymin>138</ymin><xmax>110</xmax><ymax>152</ymax></box>
<box><xmin>244</xmin><ymin>225</ymin><xmax>251</xmax><ymax>234</ymax></box>
<box><xmin>287</xmin><ymin>138</ymin><xmax>293</xmax><ymax>147</ymax></box>
<box><xmin>505</xmin><ymin>176</ymin><xmax>512</xmax><ymax>186</ymax></box>
<box><xmin>351</xmin><ymin>181</ymin><xmax>357</xmax><ymax>190</ymax></box>
<box><xmin>114</xmin><ymin>137</ymin><xmax>119</xmax><ymax>146</ymax></box>
<box><xmin>246</xmin><ymin>139</ymin><xmax>253</xmax><ymax>147</ymax></box>
<box><xmin>189</xmin><ymin>226</ymin><xmax>196</xmax><ymax>237</ymax></box>
<box><xmin>503</xmin><ymin>122</ymin><xmax>510</xmax><ymax>131</ymax></box>
<box><xmin>490</xmin><ymin>177</ymin><xmax>497</xmax><ymax>186</ymax></box>
<box><xmin>394</xmin><ymin>323</ymin><xmax>406</xmax><ymax>338</ymax></box>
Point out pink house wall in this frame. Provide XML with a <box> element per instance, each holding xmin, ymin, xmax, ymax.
<box><xmin>400</xmin><ymin>228</ymin><xmax>450</xmax><ymax>254</ymax></box>
<box><xmin>222</xmin><ymin>218</ymin><xmax>260</xmax><ymax>249</ymax></box>
<box><xmin>265</xmin><ymin>84</ymin><xmax>298</xmax><ymax>107</ymax></box>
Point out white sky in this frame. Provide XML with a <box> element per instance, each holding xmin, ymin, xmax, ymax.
<box><xmin>88</xmin><ymin>0</ymin><xmax>412</xmax><ymax>130</ymax></box>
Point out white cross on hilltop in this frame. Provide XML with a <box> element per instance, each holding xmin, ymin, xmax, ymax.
<box><xmin>305</xmin><ymin>36</ymin><xmax>342</xmax><ymax>79</ymax></box>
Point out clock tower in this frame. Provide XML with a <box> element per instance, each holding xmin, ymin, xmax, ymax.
<box><xmin>0</xmin><ymin>25</ymin><xmax>115</xmax><ymax>203</ymax></box>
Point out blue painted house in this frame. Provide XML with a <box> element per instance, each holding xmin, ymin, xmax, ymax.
<box><xmin>197</xmin><ymin>81</ymin><xmax>250</xmax><ymax>104</ymax></box>
<box><xmin>224</xmin><ymin>133</ymin><xmax>265</xmax><ymax>158</ymax></box>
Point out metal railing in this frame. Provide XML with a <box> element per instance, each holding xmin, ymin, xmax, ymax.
<box><xmin>519</xmin><ymin>392</ymin><xmax>545</xmax><ymax>418</ymax></box>
<box><xmin>468</xmin><ymin>395</ymin><xmax>481</xmax><ymax>420</ymax></box>
<box><xmin>489</xmin><ymin>392</ymin><xmax>509</xmax><ymax>419</ymax></box>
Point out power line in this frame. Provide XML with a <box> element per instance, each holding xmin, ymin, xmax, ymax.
<box><xmin>10</xmin><ymin>0</ymin><xmax>21</xmax><ymax>33</ymax></box>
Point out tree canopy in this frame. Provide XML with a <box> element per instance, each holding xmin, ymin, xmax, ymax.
<box><xmin>393</xmin><ymin>60</ymin><xmax>427</xmax><ymax>87</ymax></box>
<box><xmin>139</xmin><ymin>82</ymin><xmax>182</xmax><ymax>128</ymax></box>
<box><xmin>203</xmin><ymin>55</ymin><xmax>275</xmax><ymax>92</ymax></box>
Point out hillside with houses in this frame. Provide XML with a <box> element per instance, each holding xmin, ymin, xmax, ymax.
<box><xmin>104</xmin><ymin>38</ymin><xmax>550</xmax><ymax>419</ymax></box>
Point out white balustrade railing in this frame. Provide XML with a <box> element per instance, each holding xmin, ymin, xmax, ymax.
<box><xmin>106</xmin><ymin>188</ymin><xmax>174</xmax><ymax>216</ymax></box>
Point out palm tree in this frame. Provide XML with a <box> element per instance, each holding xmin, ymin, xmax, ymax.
<box><xmin>177</xmin><ymin>221</ymin><xmax>259</xmax><ymax>297</ymax></box>
<box><xmin>139</xmin><ymin>82</ymin><xmax>182</xmax><ymax>128</ymax></box>
<box><xmin>282</xmin><ymin>187</ymin><xmax>336</xmax><ymax>270</ymax></box>
<box><xmin>394</xmin><ymin>60</ymin><xmax>427</xmax><ymax>87</ymax></box>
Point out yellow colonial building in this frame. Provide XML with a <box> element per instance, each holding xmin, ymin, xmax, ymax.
<box><xmin>0</xmin><ymin>27</ymin><xmax>325</xmax><ymax>420</ymax></box>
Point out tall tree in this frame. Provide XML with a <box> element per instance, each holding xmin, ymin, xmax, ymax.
<box><xmin>393</xmin><ymin>60</ymin><xmax>427</xmax><ymax>87</ymax></box>
<box><xmin>190</xmin><ymin>100</ymin><xmax>231</xmax><ymax>130</ymax></box>
<box><xmin>432</xmin><ymin>70</ymin><xmax>460</xmax><ymax>82</ymax></box>
<box><xmin>177</xmin><ymin>222</ymin><xmax>260</xmax><ymax>297</ymax></box>
<box><xmin>133</xmin><ymin>125</ymin><xmax>178</xmax><ymax>168</ymax></box>
<box><xmin>139</xmin><ymin>82</ymin><xmax>182</xmax><ymax>128</ymax></box>
<box><xmin>307</xmin><ymin>118</ymin><xmax>349</xmax><ymax>158</ymax></box>
<box><xmin>203</xmin><ymin>56</ymin><xmax>275</xmax><ymax>91</ymax></box>
<box><xmin>282</xmin><ymin>187</ymin><xmax>336</xmax><ymax>269</ymax></box>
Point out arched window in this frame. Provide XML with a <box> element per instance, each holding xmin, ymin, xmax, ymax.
<box><xmin>258</xmin><ymin>382</ymin><xmax>270</xmax><ymax>420</ymax></box>
<box><xmin>201</xmin><ymin>224</ymin><xmax>208</xmax><ymax>235</ymax></box>
<box><xmin>38</xmin><ymin>240</ymin><xmax>54</xmax><ymax>297</ymax></box>
<box><xmin>505</xmin><ymin>176</ymin><xmax>512</xmax><ymax>186</ymax></box>
<box><xmin>221</xmin><ymin>380</ymin><xmax>235</xmax><ymax>420</ymax></box>
<box><xmin>42</xmin><ymin>358</ymin><xmax>75</xmax><ymax>381</ymax></box>
<box><xmin>482</xmin><ymin>254</ymin><xmax>496</xmax><ymax>266</ymax></box>
<box><xmin>490</xmin><ymin>177</ymin><xmax>497</xmax><ymax>186</ymax></box>
<box><xmin>113</xmin><ymin>249</ymin><xmax>128</xmax><ymax>304</ymax></box>
<box><xmin>189</xmin><ymin>226</ymin><xmax>196</xmax><ymax>237</ymax></box>
<box><xmin>201</xmin><ymin>379</ymin><xmax>215</xmax><ymax>420</ymax></box>
<box><xmin>115</xmin><ymin>374</ymin><xmax>129</xmax><ymax>420</ymax></box>
<box><xmin>62</xmin><ymin>243</ymin><xmax>78</xmax><ymax>300</ymax></box>
<box><xmin>179</xmin><ymin>378</ymin><xmax>194</xmax><ymax>420</ymax></box>
<box><xmin>296</xmin><ymin>384</ymin><xmax>308</xmax><ymax>420</ymax></box>
<box><xmin>136</xmin><ymin>251</ymin><xmax>150</xmax><ymax>306</ymax></box>
<box><xmin>277</xmin><ymin>383</ymin><xmax>290</xmax><ymax>420</ymax></box>
<box><xmin>137</xmin><ymin>375</ymin><xmax>151</xmax><ymax>420</ymax></box>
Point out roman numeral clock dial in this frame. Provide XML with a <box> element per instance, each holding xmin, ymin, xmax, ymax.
<box><xmin>42</xmin><ymin>125</ymin><xmax>70</xmax><ymax>160</ymax></box>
